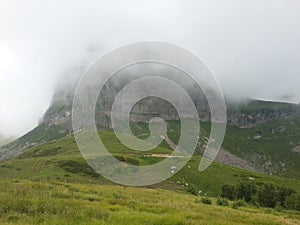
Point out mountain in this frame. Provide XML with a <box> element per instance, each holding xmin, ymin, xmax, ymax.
<box><xmin>1</xmin><ymin>73</ymin><xmax>300</xmax><ymax>179</ymax></box>
<box><xmin>0</xmin><ymin>78</ymin><xmax>300</xmax><ymax>224</ymax></box>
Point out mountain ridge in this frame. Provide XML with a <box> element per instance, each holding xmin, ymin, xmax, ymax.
<box><xmin>1</xmin><ymin>77</ymin><xmax>300</xmax><ymax>179</ymax></box>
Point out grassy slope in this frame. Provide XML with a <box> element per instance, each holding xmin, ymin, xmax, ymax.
<box><xmin>132</xmin><ymin>118</ymin><xmax>300</xmax><ymax>179</ymax></box>
<box><xmin>1</xmin><ymin>129</ymin><xmax>300</xmax><ymax>224</ymax></box>
<box><xmin>6</xmin><ymin>105</ymin><xmax>300</xmax><ymax>180</ymax></box>
<box><xmin>222</xmin><ymin>115</ymin><xmax>300</xmax><ymax>179</ymax></box>
<box><xmin>1</xmin><ymin>131</ymin><xmax>299</xmax><ymax>196</ymax></box>
<box><xmin>0</xmin><ymin>179</ymin><xmax>299</xmax><ymax>225</ymax></box>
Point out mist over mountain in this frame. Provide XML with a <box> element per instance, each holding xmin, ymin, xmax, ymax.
<box><xmin>0</xmin><ymin>133</ymin><xmax>14</xmax><ymax>148</ymax></box>
<box><xmin>1</xmin><ymin>66</ymin><xmax>300</xmax><ymax>179</ymax></box>
<box><xmin>1</xmin><ymin>0</ymin><xmax>300</xmax><ymax>140</ymax></box>
<box><xmin>1</xmin><ymin>2</ymin><xmax>300</xmax><ymax>223</ymax></box>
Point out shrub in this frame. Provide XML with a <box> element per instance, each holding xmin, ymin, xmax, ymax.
<box><xmin>231</xmin><ymin>203</ymin><xmax>239</xmax><ymax>209</ymax></box>
<box><xmin>219</xmin><ymin>181</ymin><xmax>298</xmax><ymax>210</ymax></box>
<box><xmin>221</xmin><ymin>184</ymin><xmax>235</xmax><ymax>201</ymax></box>
<box><xmin>274</xmin><ymin>202</ymin><xmax>284</xmax><ymax>212</ymax></box>
<box><xmin>187</xmin><ymin>184</ymin><xmax>198</xmax><ymax>196</ymax></box>
<box><xmin>277</xmin><ymin>187</ymin><xmax>295</xmax><ymax>207</ymax></box>
<box><xmin>232</xmin><ymin>199</ymin><xmax>247</xmax><ymax>209</ymax></box>
<box><xmin>248</xmin><ymin>195</ymin><xmax>259</xmax><ymax>207</ymax></box>
<box><xmin>235</xmin><ymin>182</ymin><xmax>257</xmax><ymax>203</ymax></box>
<box><xmin>201</xmin><ymin>197</ymin><xmax>212</xmax><ymax>205</ymax></box>
<box><xmin>285</xmin><ymin>194</ymin><xmax>300</xmax><ymax>211</ymax></box>
<box><xmin>58</xmin><ymin>160</ymin><xmax>100</xmax><ymax>178</ymax></box>
<box><xmin>257</xmin><ymin>183</ymin><xmax>278</xmax><ymax>208</ymax></box>
<box><xmin>217</xmin><ymin>197</ymin><xmax>229</xmax><ymax>206</ymax></box>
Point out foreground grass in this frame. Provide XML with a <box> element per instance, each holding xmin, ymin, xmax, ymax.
<box><xmin>0</xmin><ymin>179</ymin><xmax>299</xmax><ymax>225</ymax></box>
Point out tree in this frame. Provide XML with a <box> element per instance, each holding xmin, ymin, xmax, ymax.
<box><xmin>235</xmin><ymin>182</ymin><xmax>257</xmax><ymax>203</ymax></box>
<box><xmin>285</xmin><ymin>194</ymin><xmax>300</xmax><ymax>211</ymax></box>
<box><xmin>277</xmin><ymin>187</ymin><xmax>295</xmax><ymax>207</ymax></box>
<box><xmin>257</xmin><ymin>183</ymin><xmax>278</xmax><ymax>208</ymax></box>
<box><xmin>221</xmin><ymin>184</ymin><xmax>235</xmax><ymax>201</ymax></box>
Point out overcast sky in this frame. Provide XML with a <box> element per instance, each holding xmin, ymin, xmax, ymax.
<box><xmin>0</xmin><ymin>0</ymin><xmax>300</xmax><ymax>138</ymax></box>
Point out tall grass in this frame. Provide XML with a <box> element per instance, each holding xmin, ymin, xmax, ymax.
<box><xmin>0</xmin><ymin>179</ymin><xmax>299</xmax><ymax>225</ymax></box>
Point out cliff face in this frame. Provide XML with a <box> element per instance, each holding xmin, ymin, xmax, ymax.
<box><xmin>41</xmin><ymin>94</ymin><xmax>300</xmax><ymax>133</ymax></box>
<box><xmin>13</xmin><ymin>93</ymin><xmax>299</xmax><ymax>178</ymax></box>
<box><xmin>41</xmin><ymin>67</ymin><xmax>300</xmax><ymax>131</ymax></box>
<box><xmin>226</xmin><ymin>101</ymin><xmax>299</xmax><ymax>128</ymax></box>
<box><xmin>1</xmin><ymin>75</ymin><xmax>300</xmax><ymax>173</ymax></box>
<box><xmin>42</xmin><ymin>73</ymin><xmax>211</xmax><ymax>131</ymax></box>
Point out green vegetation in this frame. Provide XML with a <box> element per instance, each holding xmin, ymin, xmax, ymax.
<box><xmin>223</xmin><ymin>114</ymin><xmax>300</xmax><ymax>179</ymax></box>
<box><xmin>216</xmin><ymin>197</ymin><xmax>229</xmax><ymax>206</ymax></box>
<box><xmin>7</xmin><ymin>114</ymin><xmax>300</xmax><ymax>179</ymax></box>
<box><xmin>1</xmin><ymin>115</ymin><xmax>300</xmax><ymax>224</ymax></box>
<box><xmin>1</xmin><ymin>179</ymin><xmax>299</xmax><ymax>225</ymax></box>
<box><xmin>286</xmin><ymin>194</ymin><xmax>300</xmax><ymax>211</ymax></box>
<box><xmin>231</xmin><ymin>200</ymin><xmax>248</xmax><ymax>209</ymax></box>
<box><xmin>221</xmin><ymin>182</ymin><xmax>299</xmax><ymax>211</ymax></box>
<box><xmin>133</xmin><ymin>118</ymin><xmax>300</xmax><ymax>180</ymax></box>
<box><xmin>1</xmin><ymin>131</ymin><xmax>300</xmax><ymax>197</ymax></box>
<box><xmin>221</xmin><ymin>184</ymin><xmax>235</xmax><ymax>200</ymax></box>
<box><xmin>235</xmin><ymin>182</ymin><xmax>257</xmax><ymax>203</ymax></box>
<box><xmin>198</xmin><ymin>197</ymin><xmax>212</xmax><ymax>205</ymax></box>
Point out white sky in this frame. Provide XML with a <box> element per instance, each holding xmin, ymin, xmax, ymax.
<box><xmin>0</xmin><ymin>0</ymin><xmax>300</xmax><ymax>138</ymax></box>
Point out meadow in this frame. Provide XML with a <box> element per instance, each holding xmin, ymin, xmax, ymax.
<box><xmin>0</xmin><ymin>122</ymin><xmax>300</xmax><ymax>224</ymax></box>
<box><xmin>0</xmin><ymin>179</ymin><xmax>299</xmax><ymax>225</ymax></box>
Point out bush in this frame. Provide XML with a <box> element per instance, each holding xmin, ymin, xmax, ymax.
<box><xmin>217</xmin><ymin>197</ymin><xmax>229</xmax><ymax>206</ymax></box>
<box><xmin>235</xmin><ymin>182</ymin><xmax>257</xmax><ymax>203</ymax></box>
<box><xmin>219</xmin><ymin>181</ymin><xmax>298</xmax><ymax>210</ymax></box>
<box><xmin>201</xmin><ymin>197</ymin><xmax>212</xmax><ymax>205</ymax></box>
<box><xmin>248</xmin><ymin>195</ymin><xmax>259</xmax><ymax>207</ymax></box>
<box><xmin>221</xmin><ymin>184</ymin><xmax>235</xmax><ymax>201</ymax></box>
<box><xmin>274</xmin><ymin>202</ymin><xmax>284</xmax><ymax>212</ymax></box>
<box><xmin>187</xmin><ymin>184</ymin><xmax>198</xmax><ymax>196</ymax></box>
<box><xmin>232</xmin><ymin>199</ymin><xmax>248</xmax><ymax>209</ymax></box>
<box><xmin>257</xmin><ymin>183</ymin><xmax>278</xmax><ymax>208</ymax></box>
<box><xmin>231</xmin><ymin>203</ymin><xmax>239</xmax><ymax>209</ymax></box>
<box><xmin>285</xmin><ymin>194</ymin><xmax>300</xmax><ymax>211</ymax></box>
<box><xmin>58</xmin><ymin>160</ymin><xmax>100</xmax><ymax>177</ymax></box>
<box><xmin>277</xmin><ymin>187</ymin><xmax>295</xmax><ymax>207</ymax></box>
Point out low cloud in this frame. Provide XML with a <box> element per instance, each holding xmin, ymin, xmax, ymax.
<box><xmin>0</xmin><ymin>0</ymin><xmax>299</xmax><ymax>138</ymax></box>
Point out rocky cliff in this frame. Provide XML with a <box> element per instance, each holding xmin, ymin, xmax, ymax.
<box><xmin>1</xmin><ymin>74</ymin><xmax>300</xmax><ymax>178</ymax></box>
<box><xmin>41</xmin><ymin>70</ymin><xmax>300</xmax><ymax>133</ymax></box>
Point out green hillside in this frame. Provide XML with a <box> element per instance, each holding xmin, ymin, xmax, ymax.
<box><xmin>124</xmin><ymin>118</ymin><xmax>300</xmax><ymax>179</ymax></box>
<box><xmin>3</xmin><ymin>97</ymin><xmax>299</xmax><ymax>183</ymax></box>
<box><xmin>130</xmin><ymin>118</ymin><xmax>300</xmax><ymax>179</ymax></box>
<box><xmin>0</xmin><ymin>179</ymin><xmax>299</xmax><ymax>225</ymax></box>
<box><xmin>1</xmin><ymin>128</ymin><xmax>300</xmax><ymax>224</ymax></box>
<box><xmin>1</xmin><ymin>131</ymin><xmax>299</xmax><ymax>196</ymax></box>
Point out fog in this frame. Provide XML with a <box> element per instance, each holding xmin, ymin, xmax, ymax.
<box><xmin>0</xmin><ymin>0</ymin><xmax>300</xmax><ymax>138</ymax></box>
